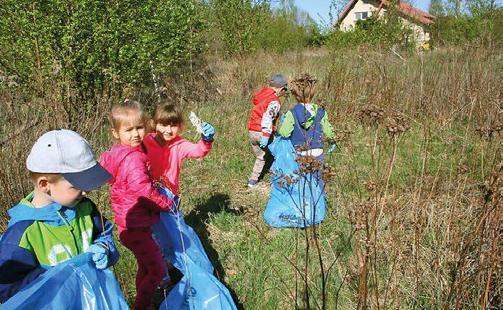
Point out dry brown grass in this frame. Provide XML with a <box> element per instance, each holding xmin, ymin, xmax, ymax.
<box><xmin>0</xmin><ymin>46</ymin><xmax>501</xmax><ymax>308</ymax></box>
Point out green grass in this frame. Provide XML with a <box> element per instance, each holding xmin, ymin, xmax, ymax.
<box><xmin>1</xmin><ymin>47</ymin><xmax>501</xmax><ymax>309</ymax></box>
<box><xmin>107</xmin><ymin>101</ymin><xmax>362</xmax><ymax>307</ymax></box>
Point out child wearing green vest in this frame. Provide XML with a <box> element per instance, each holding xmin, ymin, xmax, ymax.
<box><xmin>278</xmin><ymin>73</ymin><xmax>336</xmax><ymax>160</ymax></box>
<box><xmin>0</xmin><ymin>129</ymin><xmax>118</xmax><ymax>303</ymax></box>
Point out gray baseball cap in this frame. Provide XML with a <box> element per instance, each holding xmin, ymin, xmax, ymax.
<box><xmin>27</xmin><ymin>129</ymin><xmax>111</xmax><ymax>191</ymax></box>
<box><xmin>269</xmin><ymin>74</ymin><xmax>288</xmax><ymax>88</ymax></box>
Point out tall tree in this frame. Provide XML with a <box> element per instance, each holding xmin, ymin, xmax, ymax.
<box><xmin>466</xmin><ymin>0</ymin><xmax>497</xmax><ymax>15</ymax></box>
<box><xmin>429</xmin><ymin>0</ymin><xmax>446</xmax><ymax>16</ymax></box>
<box><xmin>445</xmin><ymin>0</ymin><xmax>463</xmax><ymax>16</ymax></box>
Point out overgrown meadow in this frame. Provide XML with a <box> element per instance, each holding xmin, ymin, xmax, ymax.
<box><xmin>1</xmin><ymin>45</ymin><xmax>501</xmax><ymax>309</ymax></box>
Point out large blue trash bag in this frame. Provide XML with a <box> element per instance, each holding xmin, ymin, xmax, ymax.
<box><xmin>152</xmin><ymin>194</ymin><xmax>237</xmax><ymax>310</ymax></box>
<box><xmin>159</xmin><ymin>257</ymin><xmax>237</xmax><ymax>310</ymax></box>
<box><xmin>152</xmin><ymin>209</ymin><xmax>214</xmax><ymax>273</ymax></box>
<box><xmin>2</xmin><ymin>253</ymin><xmax>128</xmax><ymax>310</ymax></box>
<box><xmin>264</xmin><ymin>137</ymin><xmax>326</xmax><ymax>228</ymax></box>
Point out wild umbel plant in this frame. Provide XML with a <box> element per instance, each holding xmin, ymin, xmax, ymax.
<box><xmin>296</xmin><ymin>155</ymin><xmax>324</xmax><ymax>176</ymax></box>
<box><xmin>357</xmin><ymin>104</ymin><xmax>385</xmax><ymax>128</ymax></box>
<box><xmin>289</xmin><ymin>73</ymin><xmax>318</xmax><ymax>94</ymax></box>
<box><xmin>385</xmin><ymin>113</ymin><xmax>411</xmax><ymax>138</ymax></box>
<box><xmin>476</xmin><ymin>124</ymin><xmax>503</xmax><ymax>141</ymax></box>
<box><xmin>257</xmin><ymin>72</ymin><xmax>345</xmax><ymax>310</ymax></box>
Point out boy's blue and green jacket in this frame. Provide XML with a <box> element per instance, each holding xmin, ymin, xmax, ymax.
<box><xmin>0</xmin><ymin>193</ymin><xmax>119</xmax><ymax>303</ymax></box>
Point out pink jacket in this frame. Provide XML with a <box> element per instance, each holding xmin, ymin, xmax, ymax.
<box><xmin>143</xmin><ymin>133</ymin><xmax>213</xmax><ymax>195</ymax></box>
<box><xmin>100</xmin><ymin>144</ymin><xmax>172</xmax><ymax>232</ymax></box>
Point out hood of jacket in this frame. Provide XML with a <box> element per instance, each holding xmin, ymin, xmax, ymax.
<box><xmin>295</xmin><ymin>103</ymin><xmax>320</xmax><ymax>130</ymax></box>
<box><xmin>253</xmin><ymin>87</ymin><xmax>278</xmax><ymax>106</ymax></box>
<box><xmin>7</xmin><ymin>192</ymin><xmax>84</xmax><ymax>227</ymax></box>
<box><xmin>100</xmin><ymin>144</ymin><xmax>142</xmax><ymax>185</ymax></box>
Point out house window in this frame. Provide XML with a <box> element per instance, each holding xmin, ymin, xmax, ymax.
<box><xmin>355</xmin><ymin>12</ymin><xmax>369</xmax><ymax>20</ymax></box>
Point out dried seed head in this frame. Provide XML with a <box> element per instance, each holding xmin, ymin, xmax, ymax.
<box><xmin>385</xmin><ymin>113</ymin><xmax>410</xmax><ymax>137</ymax></box>
<box><xmin>364</xmin><ymin>180</ymin><xmax>377</xmax><ymax>192</ymax></box>
<box><xmin>321</xmin><ymin>164</ymin><xmax>337</xmax><ymax>183</ymax></box>
<box><xmin>298</xmin><ymin>155</ymin><xmax>323</xmax><ymax>174</ymax></box>
<box><xmin>290</xmin><ymin>73</ymin><xmax>318</xmax><ymax>103</ymax></box>
<box><xmin>357</xmin><ymin>104</ymin><xmax>385</xmax><ymax>127</ymax></box>
<box><xmin>278</xmin><ymin>180</ymin><xmax>285</xmax><ymax>188</ymax></box>
<box><xmin>285</xmin><ymin>175</ymin><xmax>293</xmax><ymax>185</ymax></box>
<box><xmin>476</xmin><ymin>124</ymin><xmax>502</xmax><ymax>141</ymax></box>
<box><xmin>457</xmin><ymin>164</ymin><xmax>469</xmax><ymax>175</ymax></box>
<box><xmin>348</xmin><ymin>202</ymin><xmax>370</xmax><ymax>230</ymax></box>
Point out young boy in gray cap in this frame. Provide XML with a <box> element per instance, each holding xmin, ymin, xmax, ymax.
<box><xmin>0</xmin><ymin>129</ymin><xmax>119</xmax><ymax>303</ymax></box>
<box><xmin>247</xmin><ymin>73</ymin><xmax>288</xmax><ymax>189</ymax></box>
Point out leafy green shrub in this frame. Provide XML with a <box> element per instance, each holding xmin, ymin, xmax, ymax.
<box><xmin>0</xmin><ymin>0</ymin><xmax>205</xmax><ymax>100</ymax></box>
<box><xmin>328</xmin><ymin>14</ymin><xmax>416</xmax><ymax>50</ymax></box>
<box><xmin>208</xmin><ymin>0</ymin><xmax>319</xmax><ymax>55</ymax></box>
<box><xmin>254</xmin><ymin>11</ymin><xmax>311</xmax><ymax>52</ymax></box>
<box><xmin>431</xmin><ymin>8</ymin><xmax>503</xmax><ymax>47</ymax></box>
<box><xmin>210</xmin><ymin>0</ymin><xmax>269</xmax><ymax>55</ymax></box>
<box><xmin>305</xmin><ymin>24</ymin><xmax>330</xmax><ymax>47</ymax></box>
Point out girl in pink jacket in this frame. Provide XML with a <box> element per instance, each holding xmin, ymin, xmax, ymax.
<box><xmin>143</xmin><ymin>103</ymin><xmax>214</xmax><ymax>195</ymax></box>
<box><xmin>100</xmin><ymin>100</ymin><xmax>174</xmax><ymax>310</ymax></box>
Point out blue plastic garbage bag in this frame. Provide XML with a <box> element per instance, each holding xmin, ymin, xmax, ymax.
<box><xmin>153</xmin><ymin>192</ymin><xmax>237</xmax><ymax>310</ymax></box>
<box><xmin>264</xmin><ymin>137</ymin><xmax>326</xmax><ymax>228</ymax></box>
<box><xmin>160</xmin><ymin>256</ymin><xmax>237</xmax><ymax>310</ymax></box>
<box><xmin>152</xmin><ymin>209</ymin><xmax>214</xmax><ymax>273</ymax></box>
<box><xmin>2</xmin><ymin>253</ymin><xmax>128</xmax><ymax>310</ymax></box>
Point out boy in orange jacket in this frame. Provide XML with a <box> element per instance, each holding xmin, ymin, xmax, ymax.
<box><xmin>247</xmin><ymin>74</ymin><xmax>288</xmax><ymax>189</ymax></box>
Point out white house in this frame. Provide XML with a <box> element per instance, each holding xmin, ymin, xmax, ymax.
<box><xmin>337</xmin><ymin>0</ymin><xmax>435</xmax><ymax>44</ymax></box>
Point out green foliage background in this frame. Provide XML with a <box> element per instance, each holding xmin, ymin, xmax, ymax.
<box><xmin>0</xmin><ymin>0</ymin><xmax>205</xmax><ymax>99</ymax></box>
<box><xmin>328</xmin><ymin>15</ymin><xmax>416</xmax><ymax>50</ymax></box>
<box><xmin>431</xmin><ymin>8</ymin><xmax>503</xmax><ymax>46</ymax></box>
<box><xmin>0</xmin><ymin>0</ymin><xmax>322</xmax><ymax>100</ymax></box>
<box><xmin>0</xmin><ymin>0</ymin><xmax>502</xmax><ymax>308</ymax></box>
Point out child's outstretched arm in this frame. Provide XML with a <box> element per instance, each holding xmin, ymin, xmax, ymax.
<box><xmin>124</xmin><ymin>151</ymin><xmax>174</xmax><ymax>212</ymax></box>
<box><xmin>0</xmin><ymin>226</ymin><xmax>47</xmax><ymax>302</ymax></box>
<box><xmin>180</xmin><ymin>121</ymin><xmax>214</xmax><ymax>159</ymax></box>
<box><xmin>180</xmin><ymin>139</ymin><xmax>213</xmax><ymax>159</ymax></box>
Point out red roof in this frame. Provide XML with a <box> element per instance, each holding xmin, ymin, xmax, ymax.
<box><xmin>337</xmin><ymin>0</ymin><xmax>435</xmax><ymax>26</ymax></box>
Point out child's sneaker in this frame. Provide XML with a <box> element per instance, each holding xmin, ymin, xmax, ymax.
<box><xmin>247</xmin><ymin>179</ymin><xmax>259</xmax><ymax>189</ymax></box>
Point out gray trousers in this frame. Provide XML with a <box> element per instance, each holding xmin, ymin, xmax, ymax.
<box><xmin>248</xmin><ymin>131</ymin><xmax>273</xmax><ymax>181</ymax></box>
